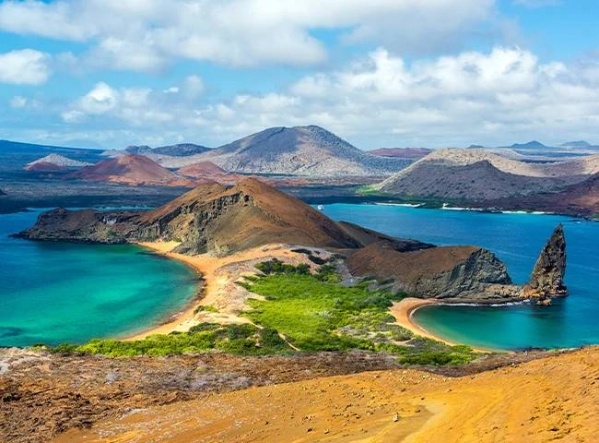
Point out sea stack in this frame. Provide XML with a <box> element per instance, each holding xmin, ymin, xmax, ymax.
<box><xmin>521</xmin><ymin>224</ymin><xmax>567</xmax><ymax>305</ymax></box>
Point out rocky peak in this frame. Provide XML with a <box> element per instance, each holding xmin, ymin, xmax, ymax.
<box><xmin>521</xmin><ymin>224</ymin><xmax>567</xmax><ymax>304</ymax></box>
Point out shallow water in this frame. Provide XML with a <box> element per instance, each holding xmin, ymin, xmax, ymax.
<box><xmin>0</xmin><ymin>211</ymin><xmax>197</xmax><ymax>347</ymax></box>
<box><xmin>320</xmin><ymin>203</ymin><xmax>599</xmax><ymax>350</ymax></box>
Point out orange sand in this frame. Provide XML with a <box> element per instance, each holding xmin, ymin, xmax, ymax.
<box><xmin>54</xmin><ymin>347</ymin><xmax>599</xmax><ymax>443</ymax></box>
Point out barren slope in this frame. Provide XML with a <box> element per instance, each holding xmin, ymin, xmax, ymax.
<box><xmin>148</xmin><ymin>126</ymin><xmax>410</xmax><ymax>177</ymax></box>
<box><xmin>24</xmin><ymin>154</ymin><xmax>91</xmax><ymax>172</ymax></box>
<box><xmin>419</xmin><ymin>149</ymin><xmax>599</xmax><ymax>178</ymax></box>
<box><xmin>70</xmin><ymin>154</ymin><xmax>194</xmax><ymax>186</ymax></box>
<box><xmin>53</xmin><ymin>347</ymin><xmax>599</xmax><ymax>443</ymax></box>
<box><xmin>379</xmin><ymin>159</ymin><xmax>569</xmax><ymax>200</ymax></box>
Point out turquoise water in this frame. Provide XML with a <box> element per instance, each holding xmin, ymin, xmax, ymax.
<box><xmin>321</xmin><ymin>204</ymin><xmax>599</xmax><ymax>350</ymax></box>
<box><xmin>0</xmin><ymin>211</ymin><xmax>198</xmax><ymax>347</ymax></box>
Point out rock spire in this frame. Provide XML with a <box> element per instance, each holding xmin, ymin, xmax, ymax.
<box><xmin>521</xmin><ymin>224</ymin><xmax>567</xmax><ymax>304</ymax></box>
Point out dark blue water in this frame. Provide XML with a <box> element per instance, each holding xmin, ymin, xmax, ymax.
<box><xmin>321</xmin><ymin>204</ymin><xmax>599</xmax><ymax>350</ymax></box>
<box><xmin>0</xmin><ymin>211</ymin><xmax>197</xmax><ymax>347</ymax></box>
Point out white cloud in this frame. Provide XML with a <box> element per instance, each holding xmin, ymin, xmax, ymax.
<box><xmin>0</xmin><ymin>0</ymin><xmax>496</xmax><ymax>70</ymax></box>
<box><xmin>56</xmin><ymin>46</ymin><xmax>599</xmax><ymax>148</ymax></box>
<box><xmin>0</xmin><ymin>49</ymin><xmax>51</xmax><ymax>85</ymax></box>
<box><xmin>61</xmin><ymin>78</ymin><xmax>202</xmax><ymax>127</ymax></box>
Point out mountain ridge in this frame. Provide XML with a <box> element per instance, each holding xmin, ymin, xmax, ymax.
<box><xmin>149</xmin><ymin>125</ymin><xmax>411</xmax><ymax>177</ymax></box>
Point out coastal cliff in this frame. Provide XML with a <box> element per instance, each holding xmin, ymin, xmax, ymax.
<box><xmin>346</xmin><ymin>241</ymin><xmax>518</xmax><ymax>301</ymax></box>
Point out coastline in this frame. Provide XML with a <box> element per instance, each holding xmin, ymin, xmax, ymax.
<box><xmin>123</xmin><ymin>241</ymin><xmax>206</xmax><ymax>341</ymax></box>
<box><xmin>124</xmin><ymin>243</ymin><xmax>504</xmax><ymax>353</ymax></box>
<box><xmin>122</xmin><ymin>242</ymin><xmax>314</xmax><ymax>341</ymax></box>
<box><xmin>390</xmin><ymin>298</ymin><xmax>498</xmax><ymax>353</ymax></box>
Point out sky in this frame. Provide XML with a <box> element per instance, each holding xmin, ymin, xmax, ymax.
<box><xmin>0</xmin><ymin>0</ymin><xmax>598</xmax><ymax>150</ymax></box>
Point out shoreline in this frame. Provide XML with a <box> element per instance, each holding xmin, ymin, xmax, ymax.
<box><xmin>122</xmin><ymin>242</ymin><xmax>311</xmax><ymax>341</ymax></box>
<box><xmin>123</xmin><ymin>244</ymin><xmax>508</xmax><ymax>353</ymax></box>
<box><xmin>390</xmin><ymin>298</ymin><xmax>501</xmax><ymax>353</ymax></box>
<box><xmin>122</xmin><ymin>241</ymin><xmax>207</xmax><ymax>341</ymax></box>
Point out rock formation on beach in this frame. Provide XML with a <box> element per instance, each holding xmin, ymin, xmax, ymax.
<box><xmin>521</xmin><ymin>224</ymin><xmax>567</xmax><ymax>304</ymax></box>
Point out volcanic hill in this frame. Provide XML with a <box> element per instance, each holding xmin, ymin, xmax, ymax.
<box><xmin>70</xmin><ymin>154</ymin><xmax>194</xmax><ymax>187</ymax></box>
<box><xmin>148</xmin><ymin>126</ymin><xmax>410</xmax><ymax>177</ymax></box>
<box><xmin>24</xmin><ymin>154</ymin><xmax>92</xmax><ymax>172</ymax></box>
<box><xmin>378</xmin><ymin>149</ymin><xmax>599</xmax><ymax>203</ymax></box>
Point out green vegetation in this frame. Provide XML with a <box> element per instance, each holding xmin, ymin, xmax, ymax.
<box><xmin>50</xmin><ymin>323</ymin><xmax>289</xmax><ymax>357</ymax></box>
<box><xmin>50</xmin><ymin>260</ymin><xmax>477</xmax><ymax>365</ymax></box>
<box><xmin>242</xmin><ymin>269</ymin><xmax>475</xmax><ymax>365</ymax></box>
<box><xmin>356</xmin><ymin>184</ymin><xmax>387</xmax><ymax>196</ymax></box>
<box><xmin>193</xmin><ymin>304</ymin><xmax>219</xmax><ymax>314</ymax></box>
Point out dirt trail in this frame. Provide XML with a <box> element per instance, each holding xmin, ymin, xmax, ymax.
<box><xmin>54</xmin><ymin>347</ymin><xmax>599</xmax><ymax>443</ymax></box>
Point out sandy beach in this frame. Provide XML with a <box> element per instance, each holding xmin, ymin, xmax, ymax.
<box><xmin>389</xmin><ymin>297</ymin><xmax>455</xmax><ymax>345</ymax></box>
<box><xmin>390</xmin><ymin>298</ymin><xmax>495</xmax><ymax>353</ymax></box>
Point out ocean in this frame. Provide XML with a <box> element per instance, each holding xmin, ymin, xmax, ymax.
<box><xmin>0</xmin><ymin>210</ymin><xmax>197</xmax><ymax>347</ymax></box>
<box><xmin>2</xmin><ymin>204</ymin><xmax>597</xmax><ymax>350</ymax></box>
<box><xmin>321</xmin><ymin>203</ymin><xmax>599</xmax><ymax>350</ymax></box>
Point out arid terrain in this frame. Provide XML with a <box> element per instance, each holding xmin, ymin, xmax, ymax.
<box><xmin>1</xmin><ymin>347</ymin><xmax>596</xmax><ymax>443</ymax></box>
<box><xmin>377</xmin><ymin>149</ymin><xmax>599</xmax><ymax>216</ymax></box>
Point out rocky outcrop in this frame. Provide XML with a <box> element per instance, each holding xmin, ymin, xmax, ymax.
<box><xmin>346</xmin><ymin>241</ymin><xmax>518</xmax><ymax>300</ymax></box>
<box><xmin>17</xmin><ymin>208</ymin><xmax>141</xmax><ymax>244</ymax></box>
<box><xmin>521</xmin><ymin>224</ymin><xmax>567</xmax><ymax>304</ymax></box>
<box><xmin>346</xmin><ymin>225</ymin><xmax>568</xmax><ymax>303</ymax></box>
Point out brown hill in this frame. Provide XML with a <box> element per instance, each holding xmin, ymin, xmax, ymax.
<box><xmin>70</xmin><ymin>154</ymin><xmax>194</xmax><ymax>187</ymax></box>
<box><xmin>482</xmin><ymin>173</ymin><xmax>599</xmax><ymax>216</ymax></box>
<box><xmin>368</xmin><ymin>147</ymin><xmax>432</xmax><ymax>160</ymax></box>
<box><xmin>176</xmin><ymin>161</ymin><xmax>242</xmax><ymax>184</ymax></box>
<box><xmin>137</xmin><ymin>178</ymin><xmax>373</xmax><ymax>254</ymax></box>
<box><xmin>148</xmin><ymin>126</ymin><xmax>410</xmax><ymax>177</ymax></box>
<box><xmin>177</xmin><ymin>161</ymin><xmax>226</xmax><ymax>178</ymax></box>
<box><xmin>24</xmin><ymin>154</ymin><xmax>91</xmax><ymax>172</ymax></box>
<box><xmin>378</xmin><ymin>159</ymin><xmax>569</xmax><ymax>201</ymax></box>
<box><xmin>346</xmin><ymin>241</ymin><xmax>514</xmax><ymax>300</ymax></box>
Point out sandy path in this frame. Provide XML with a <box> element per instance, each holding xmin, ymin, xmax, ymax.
<box><xmin>54</xmin><ymin>347</ymin><xmax>599</xmax><ymax>443</ymax></box>
<box><xmin>125</xmin><ymin>242</ymin><xmax>324</xmax><ymax>340</ymax></box>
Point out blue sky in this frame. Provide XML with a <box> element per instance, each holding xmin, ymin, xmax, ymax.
<box><xmin>0</xmin><ymin>0</ymin><xmax>598</xmax><ymax>149</ymax></box>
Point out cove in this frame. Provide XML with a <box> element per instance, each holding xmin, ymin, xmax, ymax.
<box><xmin>0</xmin><ymin>210</ymin><xmax>197</xmax><ymax>347</ymax></box>
<box><xmin>320</xmin><ymin>203</ymin><xmax>599</xmax><ymax>350</ymax></box>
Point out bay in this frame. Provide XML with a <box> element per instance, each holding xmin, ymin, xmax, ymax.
<box><xmin>0</xmin><ymin>210</ymin><xmax>197</xmax><ymax>347</ymax></box>
<box><xmin>320</xmin><ymin>203</ymin><xmax>599</xmax><ymax>350</ymax></box>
